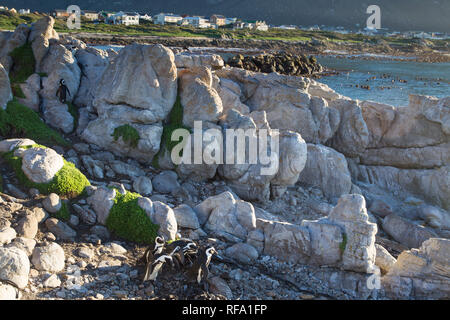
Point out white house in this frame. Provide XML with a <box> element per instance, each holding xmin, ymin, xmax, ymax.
<box><xmin>19</xmin><ymin>9</ymin><xmax>30</xmax><ymax>14</ymax></box>
<box><xmin>139</xmin><ymin>13</ymin><xmax>152</xmax><ymax>21</ymax></box>
<box><xmin>182</xmin><ymin>16</ymin><xmax>211</xmax><ymax>28</ymax></box>
<box><xmin>108</xmin><ymin>11</ymin><xmax>140</xmax><ymax>26</ymax></box>
<box><xmin>153</xmin><ymin>13</ymin><xmax>183</xmax><ymax>25</ymax></box>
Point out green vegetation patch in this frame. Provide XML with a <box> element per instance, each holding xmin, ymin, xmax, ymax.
<box><xmin>53</xmin><ymin>201</ymin><xmax>70</xmax><ymax>221</ymax></box>
<box><xmin>339</xmin><ymin>232</ymin><xmax>348</xmax><ymax>254</ymax></box>
<box><xmin>106</xmin><ymin>190</ymin><xmax>159</xmax><ymax>244</ymax></box>
<box><xmin>0</xmin><ymin>99</ymin><xmax>69</xmax><ymax>147</ymax></box>
<box><xmin>67</xmin><ymin>101</ymin><xmax>78</xmax><ymax>130</ymax></box>
<box><xmin>112</xmin><ymin>124</ymin><xmax>140</xmax><ymax>148</ymax></box>
<box><xmin>2</xmin><ymin>144</ymin><xmax>90</xmax><ymax>198</ymax></box>
<box><xmin>152</xmin><ymin>95</ymin><xmax>191</xmax><ymax>168</ymax></box>
<box><xmin>8</xmin><ymin>42</ymin><xmax>35</xmax><ymax>84</ymax></box>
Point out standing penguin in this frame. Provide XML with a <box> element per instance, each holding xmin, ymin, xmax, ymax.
<box><xmin>143</xmin><ymin>246</ymin><xmax>180</xmax><ymax>282</ymax></box>
<box><xmin>188</xmin><ymin>246</ymin><xmax>221</xmax><ymax>292</ymax></box>
<box><xmin>56</xmin><ymin>79</ymin><xmax>70</xmax><ymax>103</ymax></box>
<box><xmin>140</xmin><ymin>236</ymin><xmax>166</xmax><ymax>280</ymax></box>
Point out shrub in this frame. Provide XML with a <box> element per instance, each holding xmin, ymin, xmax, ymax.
<box><xmin>53</xmin><ymin>201</ymin><xmax>70</xmax><ymax>221</ymax></box>
<box><xmin>106</xmin><ymin>191</ymin><xmax>159</xmax><ymax>244</ymax></box>
<box><xmin>0</xmin><ymin>99</ymin><xmax>69</xmax><ymax>147</ymax></box>
<box><xmin>112</xmin><ymin>124</ymin><xmax>140</xmax><ymax>148</ymax></box>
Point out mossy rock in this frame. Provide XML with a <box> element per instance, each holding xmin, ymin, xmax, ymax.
<box><xmin>2</xmin><ymin>144</ymin><xmax>90</xmax><ymax>198</ymax></box>
<box><xmin>112</xmin><ymin>124</ymin><xmax>140</xmax><ymax>148</ymax></box>
<box><xmin>106</xmin><ymin>190</ymin><xmax>159</xmax><ymax>244</ymax></box>
<box><xmin>152</xmin><ymin>95</ymin><xmax>191</xmax><ymax>168</ymax></box>
<box><xmin>0</xmin><ymin>99</ymin><xmax>69</xmax><ymax>147</ymax></box>
<box><xmin>8</xmin><ymin>42</ymin><xmax>35</xmax><ymax>84</ymax></box>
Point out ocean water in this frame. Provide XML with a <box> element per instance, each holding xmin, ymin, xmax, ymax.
<box><xmin>316</xmin><ymin>56</ymin><xmax>450</xmax><ymax>106</ymax></box>
<box><xmin>91</xmin><ymin>45</ymin><xmax>449</xmax><ymax>107</ymax></box>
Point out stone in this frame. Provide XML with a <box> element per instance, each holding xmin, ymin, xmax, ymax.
<box><xmin>225</xmin><ymin>243</ymin><xmax>259</xmax><ymax>264</ymax></box>
<box><xmin>90</xmin><ymin>225</ymin><xmax>110</xmax><ymax>241</ymax></box>
<box><xmin>0</xmin><ymin>227</ymin><xmax>16</xmax><ymax>245</ymax></box>
<box><xmin>208</xmin><ymin>276</ymin><xmax>233</xmax><ymax>299</ymax></box>
<box><xmin>7</xmin><ymin>237</ymin><xmax>36</xmax><ymax>256</ymax></box>
<box><xmin>382</xmin><ymin>214</ymin><xmax>438</xmax><ymax>249</ymax></box>
<box><xmin>42</xmin><ymin>99</ymin><xmax>74</xmax><ymax>134</ymax></box>
<box><xmin>0</xmin><ymin>23</ymin><xmax>30</xmax><ymax>72</ymax></box>
<box><xmin>82</xmin><ymin>44</ymin><xmax>177</xmax><ymax>163</ymax></box>
<box><xmin>133</xmin><ymin>176</ymin><xmax>153</xmax><ymax>196</ymax></box>
<box><xmin>173</xmin><ymin>204</ymin><xmax>200</xmax><ymax>230</ymax></box>
<box><xmin>175</xmin><ymin>53</ymin><xmax>224</xmax><ymax>69</ymax></box>
<box><xmin>28</xmin><ymin>16</ymin><xmax>59</xmax><ymax>71</ymax></box>
<box><xmin>16</xmin><ymin>214</ymin><xmax>38</xmax><ymax>239</ymax></box>
<box><xmin>259</xmin><ymin>219</ymin><xmax>311</xmax><ymax>264</ymax></box>
<box><xmin>31</xmin><ymin>242</ymin><xmax>65</xmax><ymax>272</ymax></box>
<box><xmin>32</xmin><ymin>207</ymin><xmax>48</xmax><ymax>224</ymax></box>
<box><xmin>179</xmin><ymin>66</ymin><xmax>223</xmax><ymax>127</ymax></box>
<box><xmin>73</xmin><ymin>204</ymin><xmax>96</xmax><ymax>225</ymax></box>
<box><xmin>138</xmin><ymin>199</ymin><xmax>177</xmax><ymax>241</ymax></box>
<box><xmin>0</xmin><ymin>138</ymin><xmax>36</xmax><ymax>153</ymax></box>
<box><xmin>45</xmin><ymin>218</ymin><xmax>77</xmax><ymax>241</ymax></box>
<box><xmin>42</xmin><ymin>193</ymin><xmax>62</xmax><ymax>214</ymax></box>
<box><xmin>17</xmin><ymin>73</ymin><xmax>41</xmax><ymax>111</ymax></box>
<box><xmin>382</xmin><ymin>238</ymin><xmax>450</xmax><ymax>299</ymax></box>
<box><xmin>105</xmin><ymin>242</ymin><xmax>127</xmax><ymax>255</ymax></box>
<box><xmin>43</xmin><ymin>274</ymin><xmax>61</xmax><ymax>288</ymax></box>
<box><xmin>416</xmin><ymin>205</ymin><xmax>450</xmax><ymax>230</ymax></box>
<box><xmin>152</xmin><ymin>171</ymin><xmax>180</xmax><ymax>194</ymax></box>
<box><xmin>87</xmin><ymin>186</ymin><xmax>116</xmax><ymax>225</ymax></box>
<box><xmin>298</xmin><ymin>144</ymin><xmax>352</xmax><ymax>200</ymax></box>
<box><xmin>0</xmin><ymin>284</ymin><xmax>18</xmax><ymax>300</ymax></box>
<box><xmin>195</xmin><ymin>192</ymin><xmax>256</xmax><ymax>241</ymax></box>
<box><xmin>0</xmin><ymin>247</ymin><xmax>30</xmax><ymax>289</ymax></box>
<box><xmin>68</xmin><ymin>215</ymin><xmax>79</xmax><ymax>227</ymax></box>
<box><xmin>77</xmin><ymin>247</ymin><xmax>95</xmax><ymax>259</ymax></box>
<box><xmin>368</xmin><ymin>199</ymin><xmax>393</xmax><ymax>218</ymax></box>
<box><xmin>0</xmin><ymin>63</ymin><xmax>12</xmax><ymax>110</ymax></box>
<box><xmin>375</xmin><ymin>244</ymin><xmax>396</xmax><ymax>274</ymax></box>
<box><xmin>20</xmin><ymin>147</ymin><xmax>64</xmax><ymax>184</ymax></box>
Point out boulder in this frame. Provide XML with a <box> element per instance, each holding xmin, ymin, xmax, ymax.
<box><xmin>0</xmin><ymin>63</ymin><xmax>12</xmax><ymax>110</ymax></box>
<box><xmin>31</xmin><ymin>242</ymin><xmax>65</xmax><ymax>272</ymax></box>
<box><xmin>173</xmin><ymin>204</ymin><xmax>200</xmax><ymax>230</ymax></box>
<box><xmin>87</xmin><ymin>186</ymin><xmax>117</xmax><ymax>225</ymax></box>
<box><xmin>42</xmin><ymin>193</ymin><xmax>61</xmax><ymax>214</ymax></box>
<box><xmin>42</xmin><ymin>99</ymin><xmax>74</xmax><ymax>134</ymax></box>
<box><xmin>382</xmin><ymin>214</ymin><xmax>438</xmax><ymax>249</ymax></box>
<box><xmin>298</xmin><ymin>144</ymin><xmax>352</xmax><ymax>200</ymax></box>
<box><xmin>45</xmin><ymin>218</ymin><xmax>77</xmax><ymax>241</ymax></box>
<box><xmin>6</xmin><ymin>237</ymin><xmax>36</xmax><ymax>256</ymax></box>
<box><xmin>0</xmin><ymin>283</ymin><xmax>18</xmax><ymax>300</ymax></box>
<box><xmin>194</xmin><ymin>192</ymin><xmax>256</xmax><ymax>241</ymax></box>
<box><xmin>0</xmin><ymin>247</ymin><xmax>30</xmax><ymax>289</ymax></box>
<box><xmin>382</xmin><ymin>238</ymin><xmax>450</xmax><ymax>299</ymax></box>
<box><xmin>216</xmin><ymin>78</ymin><xmax>250</xmax><ymax>116</ymax></box>
<box><xmin>16</xmin><ymin>214</ymin><xmax>38</xmax><ymax>239</ymax></box>
<box><xmin>73</xmin><ymin>47</ymin><xmax>110</xmax><ymax>108</ymax></box>
<box><xmin>225</xmin><ymin>243</ymin><xmax>259</xmax><ymax>264</ymax></box>
<box><xmin>28</xmin><ymin>16</ymin><xmax>59</xmax><ymax>71</ymax></box>
<box><xmin>17</xmin><ymin>73</ymin><xmax>40</xmax><ymax>111</ymax></box>
<box><xmin>0</xmin><ymin>24</ymin><xmax>30</xmax><ymax>72</ymax></box>
<box><xmin>208</xmin><ymin>276</ymin><xmax>233</xmax><ymax>299</ymax></box>
<box><xmin>179</xmin><ymin>66</ymin><xmax>223</xmax><ymax>127</ymax></box>
<box><xmin>375</xmin><ymin>244</ymin><xmax>396</xmax><ymax>274</ymax></box>
<box><xmin>0</xmin><ymin>138</ymin><xmax>36</xmax><ymax>153</ymax></box>
<box><xmin>137</xmin><ymin>198</ymin><xmax>177</xmax><ymax>241</ymax></box>
<box><xmin>20</xmin><ymin>147</ymin><xmax>64</xmax><ymax>184</ymax></box>
<box><xmin>133</xmin><ymin>176</ymin><xmax>153</xmax><ymax>196</ymax></box>
<box><xmin>0</xmin><ymin>227</ymin><xmax>17</xmax><ymax>245</ymax></box>
<box><xmin>152</xmin><ymin>171</ymin><xmax>180</xmax><ymax>194</ymax></box>
<box><xmin>175</xmin><ymin>53</ymin><xmax>224</xmax><ymax>69</ymax></box>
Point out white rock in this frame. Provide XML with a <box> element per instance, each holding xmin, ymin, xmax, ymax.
<box><xmin>87</xmin><ymin>186</ymin><xmax>116</xmax><ymax>225</ymax></box>
<box><xmin>0</xmin><ymin>62</ymin><xmax>12</xmax><ymax>109</ymax></box>
<box><xmin>31</xmin><ymin>242</ymin><xmax>65</xmax><ymax>272</ymax></box>
<box><xmin>0</xmin><ymin>247</ymin><xmax>30</xmax><ymax>289</ymax></box>
<box><xmin>375</xmin><ymin>244</ymin><xmax>396</xmax><ymax>274</ymax></box>
<box><xmin>21</xmin><ymin>147</ymin><xmax>64</xmax><ymax>184</ymax></box>
<box><xmin>133</xmin><ymin>176</ymin><xmax>153</xmax><ymax>196</ymax></box>
<box><xmin>43</xmin><ymin>274</ymin><xmax>61</xmax><ymax>288</ymax></box>
<box><xmin>0</xmin><ymin>227</ymin><xmax>16</xmax><ymax>245</ymax></box>
<box><xmin>173</xmin><ymin>204</ymin><xmax>200</xmax><ymax>230</ymax></box>
<box><xmin>42</xmin><ymin>193</ymin><xmax>61</xmax><ymax>214</ymax></box>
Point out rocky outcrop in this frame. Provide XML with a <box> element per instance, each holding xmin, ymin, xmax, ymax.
<box><xmin>0</xmin><ymin>63</ymin><xmax>12</xmax><ymax>110</ymax></box>
<box><xmin>298</xmin><ymin>144</ymin><xmax>352</xmax><ymax>200</ymax></box>
<box><xmin>82</xmin><ymin>44</ymin><xmax>177</xmax><ymax>162</ymax></box>
<box><xmin>0</xmin><ymin>24</ymin><xmax>29</xmax><ymax>72</ymax></box>
<box><xmin>175</xmin><ymin>53</ymin><xmax>224</xmax><ymax>70</ymax></box>
<box><xmin>194</xmin><ymin>192</ymin><xmax>256</xmax><ymax>241</ymax></box>
<box><xmin>382</xmin><ymin>238</ymin><xmax>450</xmax><ymax>299</ymax></box>
<box><xmin>17</xmin><ymin>73</ymin><xmax>40</xmax><ymax>111</ymax></box>
<box><xmin>227</xmin><ymin>52</ymin><xmax>322</xmax><ymax>76</ymax></box>
<box><xmin>28</xmin><ymin>16</ymin><xmax>59</xmax><ymax>72</ymax></box>
<box><xmin>356</xmin><ymin>95</ymin><xmax>450</xmax><ymax>211</ymax></box>
<box><xmin>179</xmin><ymin>66</ymin><xmax>223</xmax><ymax>127</ymax></box>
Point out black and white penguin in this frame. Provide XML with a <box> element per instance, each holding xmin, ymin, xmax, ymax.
<box><xmin>139</xmin><ymin>236</ymin><xmax>165</xmax><ymax>267</ymax></box>
<box><xmin>165</xmin><ymin>239</ymin><xmax>198</xmax><ymax>266</ymax></box>
<box><xmin>55</xmin><ymin>79</ymin><xmax>70</xmax><ymax>103</ymax></box>
<box><xmin>143</xmin><ymin>246</ymin><xmax>180</xmax><ymax>282</ymax></box>
<box><xmin>188</xmin><ymin>246</ymin><xmax>221</xmax><ymax>292</ymax></box>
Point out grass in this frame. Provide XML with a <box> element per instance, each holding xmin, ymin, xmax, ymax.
<box><xmin>67</xmin><ymin>101</ymin><xmax>78</xmax><ymax>130</ymax></box>
<box><xmin>106</xmin><ymin>190</ymin><xmax>159</xmax><ymax>244</ymax></box>
<box><xmin>112</xmin><ymin>124</ymin><xmax>140</xmax><ymax>148</ymax></box>
<box><xmin>152</xmin><ymin>95</ymin><xmax>191</xmax><ymax>168</ymax></box>
<box><xmin>0</xmin><ymin>99</ymin><xmax>69</xmax><ymax>147</ymax></box>
<box><xmin>8</xmin><ymin>42</ymin><xmax>35</xmax><ymax>84</ymax></box>
<box><xmin>53</xmin><ymin>201</ymin><xmax>70</xmax><ymax>221</ymax></box>
<box><xmin>2</xmin><ymin>144</ymin><xmax>90</xmax><ymax>198</ymax></box>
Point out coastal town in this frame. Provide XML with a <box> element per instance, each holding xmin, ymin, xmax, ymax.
<box><xmin>0</xmin><ymin>4</ymin><xmax>449</xmax><ymax>39</ymax></box>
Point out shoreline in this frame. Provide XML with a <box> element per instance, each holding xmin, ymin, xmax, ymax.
<box><xmin>66</xmin><ymin>32</ymin><xmax>450</xmax><ymax>63</ymax></box>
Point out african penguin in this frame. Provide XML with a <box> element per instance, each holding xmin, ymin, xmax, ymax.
<box><xmin>143</xmin><ymin>246</ymin><xmax>180</xmax><ymax>282</ymax></box>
